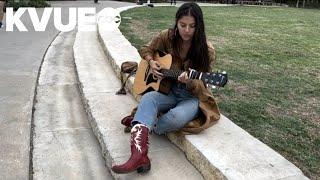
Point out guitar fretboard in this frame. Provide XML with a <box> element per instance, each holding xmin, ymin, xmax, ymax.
<box><xmin>160</xmin><ymin>69</ymin><xmax>201</xmax><ymax>80</ymax></box>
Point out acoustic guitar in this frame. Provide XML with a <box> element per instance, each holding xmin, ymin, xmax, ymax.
<box><xmin>133</xmin><ymin>54</ymin><xmax>228</xmax><ymax>95</ymax></box>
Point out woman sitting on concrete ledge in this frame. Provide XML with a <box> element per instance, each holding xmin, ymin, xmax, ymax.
<box><xmin>112</xmin><ymin>2</ymin><xmax>221</xmax><ymax>174</ymax></box>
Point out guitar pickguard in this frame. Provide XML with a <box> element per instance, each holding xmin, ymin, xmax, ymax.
<box><xmin>144</xmin><ymin>65</ymin><xmax>158</xmax><ymax>85</ymax></box>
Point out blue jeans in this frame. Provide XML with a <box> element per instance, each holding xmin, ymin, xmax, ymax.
<box><xmin>133</xmin><ymin>83</ymin><xmax>199</xmax><ymax>135</ymax></box>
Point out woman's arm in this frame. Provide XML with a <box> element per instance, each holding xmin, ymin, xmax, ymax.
<box><xmin>139</xmin><ymin>29</ymin><xmax>170</xmax><ymax>79</ymax></box>
<box><xmin>138</xmin><ymin>29</ymin><xmax>169</xmax><ymax>62</ymax></box>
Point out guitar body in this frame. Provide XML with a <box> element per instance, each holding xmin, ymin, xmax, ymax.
<box><xmin>133</xmin><ymin>54</ymin><xmax>173</xmax><ymax>95</ymax></box>
<box><xmin>133</xmin><ymin>53</ymin><xmax>228</xmax><ymax>96</ymax></box>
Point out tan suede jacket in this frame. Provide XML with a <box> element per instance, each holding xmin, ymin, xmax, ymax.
<box><xmin>134</xmin><ymin>29</ymin><xmax>220</xmax><ymax>134</ymax></box>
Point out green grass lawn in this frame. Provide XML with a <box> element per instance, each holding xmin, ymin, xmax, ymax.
<box><xmin>119</xmin><ymin>6</ymin><xmax>320</xmax><ymax>179</ymax></box>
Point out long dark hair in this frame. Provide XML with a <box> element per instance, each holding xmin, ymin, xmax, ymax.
<box><xmin>172</xmin><ymin>3</ymin><xmax>210</xmax><ymax>72</ymax></box>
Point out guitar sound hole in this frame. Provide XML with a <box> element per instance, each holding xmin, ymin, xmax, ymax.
<box><xmin>157</xmin><ymin>50</ymin><xmax>166</xmax><ymax>57</ymax></box>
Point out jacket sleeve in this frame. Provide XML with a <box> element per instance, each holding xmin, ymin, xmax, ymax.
<box><xmin>138</xmin><ymin>29</ymin><xmax>169</xmax><ymax>59</ymax></box>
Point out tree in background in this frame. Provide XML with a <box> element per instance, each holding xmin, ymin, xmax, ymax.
<box><xmin>6</xmin><ymin>0</ymin><xmax>50</xmax><ymax>11</ymax></box>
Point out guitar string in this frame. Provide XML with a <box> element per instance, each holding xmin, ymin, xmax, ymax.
<box><xmin>158</xmin><ymin>69</ymin><xmax>226</xmax><ymax>87</ymax></box>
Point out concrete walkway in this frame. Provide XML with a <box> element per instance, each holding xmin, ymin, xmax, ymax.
<box><xmin>0</xmin><ymin>7</ymin><xmax>59</xmax><ymax>180</ymax></box>
<box><xmin>33</xmin><ymin>30</ymin><xmax>112</xmax><ymax>180</ymax></box>
<box><xmin>0</xmin><ymin>1</ymin><xmax>134</xmax><ymax>179</ymax></box>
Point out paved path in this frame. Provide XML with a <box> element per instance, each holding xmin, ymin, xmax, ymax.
<box><xmin>0</xmin><ymin>7</ymin><xmax>59</xmax><ymax>180</ymax></box>
<box><xmin>33</xmin><ymin>30</ymin><xmax>112</xmax><ymax>180</ymax></box>
<box><xmin>0</xmin><ymin>1</ymin><xmax>133</xmax><ymax>179</ymax></box>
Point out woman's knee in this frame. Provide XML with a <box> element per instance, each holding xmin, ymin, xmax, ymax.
<box><xmin>140</xmin><ymin>91</ymin><xmax>161</xmax><ymax>104</ymax></box>
<box><xmin>156</xmin><ymin>109</ymin><xmax>189</xmax><ymax>131</ymax></box>
<box><xmin>170</xmin><ymin>109</ymin><xmax>194</xmax><ymax>126</ymax></box>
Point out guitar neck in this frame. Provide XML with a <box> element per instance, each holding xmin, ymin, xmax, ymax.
<box><xmin>160</xmin><ymin>69</ymin><xmax>202</xmax><ymax>80</ymax></box>
<box><xmin>160</xmin><ymin>69</ymin><xmax>183</xmax><ymax>79</ymax></box>
<box><xmin>160</xmin><ymin>69</ymin><xmax>228</xmax><ymax>88</ymax></box>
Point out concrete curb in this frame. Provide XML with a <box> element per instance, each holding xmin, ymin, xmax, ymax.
<box><xmin>93</xmin><ymin>4</ymin><xmax>310</xmax><ymax>180</ymax></box>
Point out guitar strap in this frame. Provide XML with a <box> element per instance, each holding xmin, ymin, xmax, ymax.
<box><xmin>116</xmin><ymin>61</ymin><xmax>138</xmax><ymax>95</ymax></box>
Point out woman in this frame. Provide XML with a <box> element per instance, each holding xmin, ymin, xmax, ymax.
<box><xmin>112</xmin><ymin>2</ymin><xmax>220</xmax><ymax>174</ymax></box>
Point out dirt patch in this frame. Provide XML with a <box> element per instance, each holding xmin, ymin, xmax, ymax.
<box><xmin>298</xmin><ymin>97</ymin><xmax>320</xmax><ymax>126</ymax></box>
<box><xmin>305</xmin><ymin>67</ymin><xmax>320</xmax><ymax>81</ymax></box>
<box><xmin>228</xmin><ymin>80</ymin><xmax>262</xmax><ymax>98</ymax></box>
<box><xmin>266</xmin><ymin>97</ymin><xmax>320</xmax><ymax>126</ymax></box>
<box><xmin>209</xmin><ymin>36</ymin><xmax>229</xmax><ymax>47</ymax></box>
<box><xmin>130</xmin><ymin>19</ymin><xmax>154</xmax><ymax>41</ymax></box>
<box><xmin>227</xmin><ymin>80</ymin><xmax>249</xmax><ymax>95</ymax></box>
<box><xmin>229</xmin><ymin>28</ymin><xmax>264</xmax><ymax>37</ymax></box>
<box><xmin>234</xmin><ymin>84</ymin><xmax>250</xmax><ymax>95</ymax></box>
<box><xmin>265</xmin><ymin>104</ymin><xmax>281</xmax><ymax>118</ymax></box>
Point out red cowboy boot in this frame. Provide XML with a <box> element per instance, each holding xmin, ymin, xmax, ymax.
<box><xmin>121</xmin><ymin>115</ymin><xmax>134</xmax><ymax>133</ymax></box>
<box><xmin>112</xmin><ymin>124</ymin><xmax>151</xmax><ymax>174</ymax></box>
<box><xmin>121</xmin><ymin>115</ymin><xmax>134</xmax><ymax>127</ymax></box>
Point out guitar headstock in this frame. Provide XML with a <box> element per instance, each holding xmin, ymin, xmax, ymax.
<box><xmin>207</xmin><ymin>71</ymin><xmax>228</xmax><ymax>88</ymax></box>
<box><xmin>189</xmin><ymin>69</ymin><xmax>228</xmax><ymax>88</ymax></box>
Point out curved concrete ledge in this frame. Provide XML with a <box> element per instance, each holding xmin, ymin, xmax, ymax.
<box><xmin>79</xmin><ymin>4</ymin><xmax>308</xmax><ymax>180</ymax></box>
